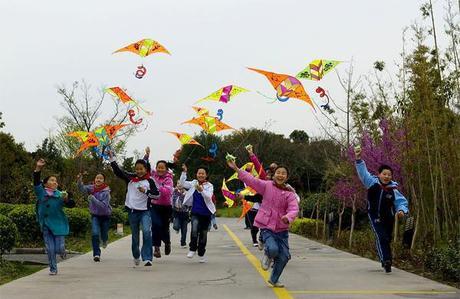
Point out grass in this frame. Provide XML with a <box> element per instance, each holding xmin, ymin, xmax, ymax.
<box><xmin>216</xmin><ymin>206</ymin><xmax>243</xmax><ymax>218</ymax></box>
<box><xmin>0</xmin><ymin>259</ymin><xmax>46</xmax><ymax>285</ymax></box>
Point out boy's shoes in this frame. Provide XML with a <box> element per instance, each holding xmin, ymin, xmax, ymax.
<box><xmin>253</xmin><ymin>243</ymin><xmax>259</xmax><ymax>247</ymax></box>
<box><xmin>187</xmin><ymin>251</ymin><xmax>195</xmax><ymax>258</ymax></box>
<box><xmin>198</xmin><ymin>255</ymin><xmax>207</xmax><ymax>263</ymax></box>
<box><xmin>144</xmin><ymin>260</ymin><xmax>152</xmax><ymax>266</ymax></box>
<box><xmin>60</xmin><ymin>251</ymin><xmax>67</xmax><ymax>260</ymax></box>
<box><xmin>93</xmin><ymin>255</ymin><xmax>100</xmax><ymax>262</ymax></box>
<box><xmin>181</xmin><ymin>245</ymin><xmax>187</xmax><ymax>249</ymax></box>
<box><xmin>133</xmin><ymin>258</ymin><xmax>140</xmax><ymax>266</ymax></box>
<box><xmin>267</xmin><ymin>280</ymin><xmax>284</xmax><ymax>288</ymax></box>
<box><xmin>261</xmin><ymin>253</ymin><xmax>272</xmax><ymax>271</ymax></box>
<box><xmin>49</xmin><ymin>271</ymin><xmax>57</xmax><ymax>276</ymax></box>
<box><xmin>165</xmin><ymin>243</ymin><xmax>171</xmax><ymax>255</ymax></box>
<box><xmin>258</xmin><ymin>241</ymin><xmax>264</xmax><ymax>251</ymax></box>
<box><xmin>102</xmin><ymin>241</ymin><xmax>108</xmax><ymax>249</ymax></box>
<box><xmin>244</xmin><ymin>227</ymin><xmax>250</xmax><ymax>230</ymax></box>
<box><xmin>213</xmin><ymin>224</ymin><xmax>218</xmax><ymax>230</ymax></box>
<box><xmin>384</xmin><ymin>260</ymin><xmax>392</xmax><ymax>273</ymax></box>
<box><xmin>154</xmin><ymin>247</ymin><xmax>161</xmax><ymax>258</ymax></box>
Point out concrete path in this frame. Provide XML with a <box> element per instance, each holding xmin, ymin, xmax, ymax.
<box><xmin>0</xmin><ymin>218</ymin><xmax>458</xmax><ymax>299</ymax></box>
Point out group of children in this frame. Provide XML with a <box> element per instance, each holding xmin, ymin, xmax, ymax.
<box><xmin>32</xmin><ymin>143</ymin><xmax>408</xmax><ymax>286</ymax></box>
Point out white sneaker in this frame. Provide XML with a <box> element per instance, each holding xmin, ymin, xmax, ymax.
<box><xmin>187</xmin><ymin>251</ymin><xmax>195</xmax><ymax>258</ymax></box>
<box><xmin>258</xmin><ymin>241</ymin><xmax>264</xmax><ymax>251</ymax></box>
<box><xmin>261</xmin><ymin>253</ymin><xmax>272</xmax><ymax>271</ymax></box>
<box><xmin>253</xmin><ymin>243</ymin><xmax>259</xmax><ymax>247</ymax></box>
<box><xmin>199</xmin><ymin>256</ymin><xmax>207</xmax><ymax>263</ymax></box>
<box><xmin>102</xmin><ymin>241</ymin><xmax>107</xmax><ymax>249</ymax></box>
<box><xmin>49</xmin><ymin>271</ymin><xmax>57</xmax><ymax>276</ymax></box>
<box><xmin>181</xmin><ymin>245</ymin><xmax>187</xmax><ymax>249</ymax></box>
<box><xmin>133</xmin><ymin>258</ymin><xmax>140</xmax><ymax>266</ymax></box>
<box><xmin>267</xmin><ymin>280</ymin><xmax>284</xmax><ymax>288</ymax></box>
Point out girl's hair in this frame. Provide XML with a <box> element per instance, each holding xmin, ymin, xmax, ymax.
<box><xmin>95</xmin><ymin>173</ymin><xmax>106</xmax><ymax>180</ymax></box>
<box><xmin>274</xmin><ymin>165</ymin><xmax>290</xmax><ymax>177</ymax></box>
<box><xmin>378</xmin><ymin>164</ymin><xmax>393</xmax><ymax>174</ymax></box>
<box><xmin>156</xmin><ymin>160</ymin><xmax>168</xmax><ymax>168</ymax></box>
<box><xmin>43</xmin><ymin>175</ymin><xmax>57</xmax><ymax>185</ymax></box>
<box><xmin>135</xmin><ymin>159</ymin><xmax>151</xmax><ymax>173</ymax></box>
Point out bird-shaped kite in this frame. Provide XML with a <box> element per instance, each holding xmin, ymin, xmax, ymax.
<box><xmin>191</xmin><ymin>106</ymin><xmax>209</xmax><ymax>116</ymax></box>
<box><xmin>106</xmin><ymin>87</ymin><xmax>152</xmax><ymax>124</ymax></box>
<box><xmin>296</xmin><ymin>59</ymin><xmax>341</xmax><ymax>81</ymax></box>
<box><xmin>247</xmin><ymin>67</ymin><xmax>314</xmax><ymax>109</ymax></box>
<box><xmin>195</xmin><ymin>85</ymin><xmax>249</xmax><ymax>104</ymax></box>
<box><xmin>182</xmin><ymin>115</ymin><xmax>234</xmax><ymax>134</ymax></box>
<box><xmin>167</xmin><ymin>131</ymin><xmax>203</xmax><ymax>147</ymax></box>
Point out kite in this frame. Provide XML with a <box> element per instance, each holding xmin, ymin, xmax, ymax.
<box><xmin>113</xmin><ymin>39</ymin><xmax>170</xmax><ymax>79</ymax></box>
<box><xmin>315</xmin><ymin>86</ymin><xmax>334</xmax><ymax>113</ymax></box>
<box><xmin>200</xmin><ymin>157</ymin><xmax>215</xmax><ymax>162</ymax></box>
<box><xmin>247</xmin><ymin>67</ymin><xmax>314</xmax><ymax>109</ymax></box>
<box><xmin>106</xmin><ymin>87</ymin><xmax>152</xmax><ymax>124</ymax></box>
<box><xmin>296</xmin><ymin>59</ymin><xmax>341</xmax><ymax>81</ymax></box>
<box><xmin>182</xmin><ymin>115</ymin><xmax>234</xmax><ymax>134</ymax></box>
<box><xmin>192</xmin><ymin>106</ymin><xmax>209</xmax><ymax>116</ymax></box>
<box><xmin>167</xmin><ymin>131</ymin><xmax>203</xmax><ymax>147</ymax></box>
<box><xmin>226</xmin><ymin>162</ymin><xmax>260</xmax><ymax>182</ymax></box>
<box><xmin>221</xmin><ymin>179</ymin><xmax>235</xmax><ymax>208</ymax></box>
<box><xmin>216</xmin><ymin>109</ymin><xmax>224</xmax><ymax>121</ymax></box>
<box><xmin>208</xmin><ymin>143</ymin><xmax>218</xmax><ymax>158</ymax></box>
<box><xmin>195</xmin><ymin>85</ymin><xmax>249</xmax><ymax>104</ymax></box>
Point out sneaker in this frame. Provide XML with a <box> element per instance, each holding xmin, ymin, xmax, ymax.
<box><xmin>165</xmin><ymin>243</ymin><xmax>171</xmax><ymax>256</ymax></box>
<box><xmin>384</xmin><ymin>260</ymin><xmax>392</xmax><ymax>273</ymax></box>
<box><xmin>133</xmin><ymin>258</ymin><xmax>140</xmax><ymax>266</ymax></box>
<box><xmin>258</xmin><ymin>241</ymin><xmax>264</xmax><ymax>251</ymax></box>
<box><xmin>154</xmin><ymin>247</ymin><xmax>161</xmax><ymax>258</ymax></box>
<box><xmin>267</xmin><ymin>280</ymin><xmax>284</xmax><ymax>288</ymax></box>
<box><xmin>199</xmin><ymin>256</ymin><xmax>207</xmax><ymax>263</ymax></box>
<box><xmin>93</xmin><ymin>255</ymin><xmax>100</xmax><ymax>262</ymax></box>
<box><xmin>187</xmin><ymin>251</ymin><xmax>196</xmax><ymax>258</ymax></box>
<box><xmin>261</xmin><ymin>253</ymin><xmax>272</xmax><ymax>271</ymax></box>
<box><xmin>213</xmin><ymin>224</ymin><xmax>218</xmax><ymax>230</ymax></box>
<box><xmin>60</xmin><ymin>251</ymin><xmax>67</xmax><ymax>260</ymax></box>
<box><xmin>175</xmin><ymin>230</ymin><xmax>179</xmax><ymax>234</ymax></box>
<box><xmin>181</xmin><ymin>245</ymin><xmax>187</xmax><ymax>249</ymax></box>
<box><xmin>253</xmin><ymin>243</ymin><xmax>259</xmax><ymax>247</ymax></box>
<box><xmin>144</xmin><ymin>260</ymin><xmax>152</xmax><ymax>266</ymax></box>
<box><xmin>49</xmin><ymin>271</ymin><xmax>57</xmax><ymax>276</ymax></box>
<box><xmin>102</xmin><ymin>241</ymin><xmax>108</xmax><ymax>249</ymax></box>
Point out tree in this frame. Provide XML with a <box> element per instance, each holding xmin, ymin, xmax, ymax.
<box><xmin>0</xmin><ymin>112</ymin><xmax>5</xmax><ymax>129</ymax></box>
<box><xmin>289</xmin><ymin>130</ymin><xmax>309</xmax><ymax>143</ymax></box>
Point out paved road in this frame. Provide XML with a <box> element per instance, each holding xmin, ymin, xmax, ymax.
<box><xmin>0</xmin><ymin>218</ymin><xmax>458</xmax><ymax>299</ymax></box>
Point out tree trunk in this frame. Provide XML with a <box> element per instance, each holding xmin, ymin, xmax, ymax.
<box><xmin>338</xmin><ymin>202</ymin><xmax>345</xmax><ymax>238</ymax></box>
<box><xmin>316</xmin><ymin>200</ymin><xmax>320</xmax><ymax>237</ymax></box>
<box><xmin>349</xmin><ymin>197</ymin><xmax>356</xmax><ymax>249</ymax></box>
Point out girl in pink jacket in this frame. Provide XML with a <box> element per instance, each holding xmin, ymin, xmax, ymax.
<box><xmin>227</xmin><ymin>160</ymin><xmax>299</xmax><ymax>288</ymax></box>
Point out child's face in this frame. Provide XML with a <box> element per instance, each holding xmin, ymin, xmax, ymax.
<box><xmin>94</xmin><ymin>174</ymin><xmax>105</xmax><ymax>186</ymax></box>
<box><xmin>156</xmin><ymin>163</ymin><xmax>167</xmax><ymax>176</ymax></box>
<box><xmin>135</xmin><ymin>164</ymin><xmax>147</xmax><ymax>178</ymax></box>
<box><xmin>378</xmin><ymin>169</ymin><xmax>393</xmax><ymax>185</ymax></box>
<box><xmin>273</xmin><ymin>168</ymin><xmax>288</xmax><ymax>185</ymax></box>
<box><xmin>45</xmin><ymin>176</ymin><xmax>58</xmax><ymax>190</ymax></box>
<box><xmin>196</xmin><ymin>169</ymin><xmax>207</xmax><ymax>183</ymax></box>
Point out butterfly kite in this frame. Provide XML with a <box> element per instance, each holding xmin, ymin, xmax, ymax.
<box><xmin>296</xmin><ymin>59</ymin><xmax>341</xmax><ymax>81</ymax></box>
<box><xmin>106</xmin><ymin>87</ymin><xmax>152</xmax><ymax>125</ymax></box>
<box><xmin>167</xmin><ymin>131</ymin><xmax>203</xmax><ymax>147</ymax></box>
<box><xmin>67</xmin><ymin>124</ymin><xmax>128</xmax><ymax>156</ymax></box>
<box><xmin>182</xmin><ymin>115</ymin><xmax>233</xmax><ymax>134</ymax></box>
<box><xmin>113</xmin><ymin>39</ymin><xmax>171</xmax><ymax>79</ymax></box>
<box><xmin>247</xmin><ymin>67</ymin><xmax>314</xmax><ymax>109</ymax></box>
<box><xmin>195</xmin><ymin>85</ymin><xmax>249</xmax><ymax>104</ymax></box>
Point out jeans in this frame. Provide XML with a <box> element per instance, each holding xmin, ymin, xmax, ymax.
<box><xmin>173</xmin><ymin>211</ymin><xmax>189</xmax><ymax>246</ymax></box>
<box><xmin>42</xmin><ymin>226</ymin><xmax>65</xmax><ymax>273</ymax></box>
<box><xmin>128</xmin><ymin>209</ymin><xmax>152</xmax><ymax>261</ymax></box>
<box><xmin>261</xmin><ymin>229</ymin><xmax>290</xmax><ymax>284</ymax></box>
<box><xmin>208</xmin><ymin>213</ymin><xmax>217</xmax><ymax>231</ymax></box>
<box><xmin>247</xmin><ymin>209</ymin><xmax>259</xmax><ymax>244</ymax></box>
<box><xmin>150</xmin><ymin>205</ymin><xmax>172</xmax><ymax>247</ymax></box>
<box><xmin>189</xmin><ymin>213</ymin><xmax>211</xmax><ymax>256</ymax></box>
<box><xmin>368</xmin><ymin>214</ymin><xmax>394</xmax><ymax>263</ymax></box>
<box><xmin>91</xmin><ymin>215</ymin><xmax>110</xmax><ymax>257</ymax></box>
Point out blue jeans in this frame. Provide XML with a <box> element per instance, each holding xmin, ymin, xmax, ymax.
<box><xmin>261</xmin><ymin>229</ymin><xmax>290</xmax><ymax>284</ymax></box>
<box><xmin>173</xmin><ymin>211</ymin><xmax>189</xmax><ymax>246</ymax></box>
<box><xmin>150</xmin><ymin>205</ymin><xmax>172</xmax><ymax>247</ymax></box>
<box><xmin>190</xmin><ymin>214</ymin><xmax>211</xmax><ymax>256</ymax></box>
<box><xmin>128</xmin><ymin>209</ymin><xmax>152</xmax><ymax>261</ymax></box>
<box><xmin>91</xmin><ymin>215</ymin><xmax>110</xmax><ymax>257</ymax></box>
<box><xmin>42</xmin><ymin>226</ymin><xmax>65</xmax><ymax>273</ymax></box>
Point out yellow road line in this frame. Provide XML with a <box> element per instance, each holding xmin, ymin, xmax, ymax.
<box><xmin>289</xmin><ymin>290</ymin><xmax>457</xmax><ymax>295</ymax></box>
<box><xmin>223</xmin><ymin>224</ymin><xmax>293</xmax><ymax>299</ymax></box>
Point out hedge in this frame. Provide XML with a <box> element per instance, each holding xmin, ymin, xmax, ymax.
<box><xmin>0</xmin><ymin>214</ymin><xmax>18</xmax><ymax>254</ymax></box>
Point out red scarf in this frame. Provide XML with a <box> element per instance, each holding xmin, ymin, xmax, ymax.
<box><xmin>131</xmin><ymin>174</ymin><xmax>150</xmax><ymax>182</ymax></box>
<box><xmin>92</xmin><ymin>183</ymin><xmax>109</xmax><ymax>194</ymax></box>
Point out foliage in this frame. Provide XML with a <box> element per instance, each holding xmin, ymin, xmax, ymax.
<box><xmin>110</xmin><ymin>207</ymin><xmax>129</xmax><ymax>227</ymax></box>
<box><xmin>7</xmin><ymin>205</ymin><xmax>42</xmax><ymax>244</ymax></box>
<box><xmin>0</xmin><ymin>215</ymin><xmax>18</xmax><ymax>254</ymax></box>
<box><xmin>64</xmin><ymin>208</ymin><xmax>91</xmax><ymax>237</ymax></box>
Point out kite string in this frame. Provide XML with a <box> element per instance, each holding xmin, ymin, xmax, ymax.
<box><xmin>256</xmin><ymin>91</ymin><xmax>277</xmax><ymax>104</ymax></box>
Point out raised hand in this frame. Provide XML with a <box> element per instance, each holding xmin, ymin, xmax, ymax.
<box><xmin>145</xmin><ymin>146</ymin><xmax>151</xmax><ymax>156</ymax></box>
<box><xmin>181</xmin><ymin>163</ymin><xmax>187</xmax><ymax>173</ymax></box>
<box><xmin>227</xmin><ymin>160</ymin><xmax>238</xmax><ymax>171</ymax></box>
<box><xmin>354</xmin><ymin>145</ymin><xmax>362</xmax><ymax>160</ymax></box>
<box><xmin>245</xmin><ymin>144</ymin><xmax>253</xmax><ymax>155</ymax></box>
<box><xmin>35</xmin><ymin>158</ymin><xmax>46</xmax><ymax>171</ymax></box>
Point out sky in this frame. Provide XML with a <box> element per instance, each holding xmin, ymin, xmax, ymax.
<box><xmin>0</xmin><ymin>0</ymin><xmax>452</xmax><ymax>162</ymax></box>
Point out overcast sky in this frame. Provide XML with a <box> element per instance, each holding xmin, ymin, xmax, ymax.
<box><xmin>0</xmin><ymin>0</ymin><xmax>450</xmax><ymax>162</ymax></box>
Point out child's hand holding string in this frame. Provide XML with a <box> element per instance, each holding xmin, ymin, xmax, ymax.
<box><xmin>35</xmin><ymin>158</ymin><xmax>46</xmax><ymax>171</ymax></box>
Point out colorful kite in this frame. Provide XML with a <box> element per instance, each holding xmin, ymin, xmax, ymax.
<box><xmin>167</xmin><ymin>131</ymin><xmax>203</xmax><ymax>147</ymax></box>
<box><xmin>226</xmin><ymin>162</ymin><xmax>260</xmax><ymax>182</ymax></box>
<box><xmin>221</xmin><ymin>179</ymin><xmax>235</xmax><ymax>208</ymax></box>
<box><xmin>296</xmin><ymin>59</ymin><xmax>341</xmax><ymax>81</ymax></box>
<box><xmin>191</xmin><ymin>106</ymin><xmax>209</xmax><ymax>116</ymax></box>
<box><xmin>182</xmin><ymin>115</ymin><xmax>234</xmax><ymax>134</ymax></box>
<box><xmin>195</xmin><ymin>85</ymin><xmax>249</xmax><ymax>104</ymax></box>
<box><xmin>106</xmin><ymin>87</ymin><xmax>152</xmax><ymax>124</ymax></box>
<box><xmin>247</xmin><ymin>67</ymin><xmax>314</xmax><ymax>109</ymax></box>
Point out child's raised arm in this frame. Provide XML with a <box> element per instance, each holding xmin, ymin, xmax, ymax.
<box><xmin>178</xmin><ymin>164</ymin><xmax>194</xmax><ymax>190</ymax></box>
<box><xmin>354</xmin><ymin>147</ymin><xmax>378</xmax><ymax>189</ymax></box>
<box><xmin>246</xmin><ymin>145</ymin><xmax>267</xmax><ymax>180</ymax></box>
<box><xmin>108</xmin><ymin>152</ymin><xmax>132</xmax><ymax>184</ymax></box>
<box><xmin>33</xmin><ymin>159</ymin><xmax>45</xmax><ymax>198</ymax></box>
<box><xmin>76</xmin><ymin>173</ymin><xmax>92</xmax><ymax>194</ymax></box>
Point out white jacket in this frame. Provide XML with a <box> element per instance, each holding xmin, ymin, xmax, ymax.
<box><xmin>179</xmin><ymin>172</ymin><xmax>216</xmax><ymax>214</ymax></box>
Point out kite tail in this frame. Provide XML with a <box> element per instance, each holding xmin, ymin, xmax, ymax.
<box><xmin>256</xmin><ymin>91</ymin><xmax>277</xmax><ymax>104</ymax></box>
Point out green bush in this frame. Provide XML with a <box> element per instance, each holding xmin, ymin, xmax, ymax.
<box><xmin>425</xmin><ymin>242</ymin><xmax>460</xmax><ymax>282</ymax></box>
<box><xmin>216</xmin><ymin>206</ymin><xmax>242</xmax><ymax>218</ymax></box>
<box><xmin>289</xmin><ymin>218</ymin><xmax>323</xmax><ymax>237</ymax></box>
<box><xmin>0</xmin><ymin>215</ymin><xmax>18</xmax><ymax>254</ymax></box>
<box><xmin>8</xmin><ymin>205</ymin><xmax>42</xmax><ymax>243</ymax></box>
<box><xmin>110</xmin><ymin>207</ymin><xmax>128</xmax><ymax>228</ymax></box>
<box><xmin>0</xmin><ymin>203</ymin><xmax>17</xmax><ymax>216</ymax></box>
<box><xmin>64</xmin><ymin>208</ymin><xmax>91</xmax><ymax>237</ymax></box>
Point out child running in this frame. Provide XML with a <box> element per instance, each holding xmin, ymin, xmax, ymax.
<box><xmin>33</xmin><ymin>158</ymin><xmax>75</xmax><ymax>275</ymax></box>
<box><xmin>227</xmin><ymin>159</ymin><xmax>298</xmax><ymax>288</ymax></box>
<box><xmin>354</xmin><ymin>146</ymin><xmax>408</xmax><ymax>273</ymax></box>
<box><xmin>179</xmin><ymin>164</ymin><xmax>215</xmax><ymax>263</ymax></box>
<box><xmin>77</xmin><ymin>172</ymin><xmax>112</xmax><ymax>262</ymax></box>
<box><xmin>172</xmin><ymin>182</ymin><xmax>190</xmax><ymax>248</ymax></box>
<box><xmin>108</xmin><ymin>151</ymin><xmax>159</xmax><ymax>266</ymax></box>
<box><xmin>144</xmin><ymin>147</ymin><xmax>174</xmax><ymax>258</ymax></box>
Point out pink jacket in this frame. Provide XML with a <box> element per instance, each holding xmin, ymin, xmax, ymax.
<box><xmin>238</xmin><ymin>169</ymin><xmax>299</xmax><ymax>232</ymax></box>
<box><xmin>151</xmin><ymin>171</ymin><xmax>173</xmax><ymax>206</ymax></box>
<box><xmin>249</xmin><ymin>153</ymin><xmax>267</xmax><ymax>180</ymax></box>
